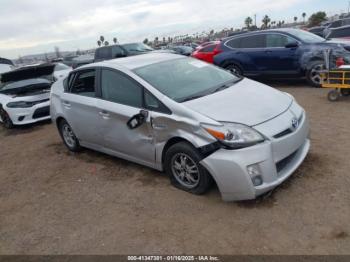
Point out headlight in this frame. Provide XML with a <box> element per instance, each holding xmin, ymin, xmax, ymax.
<box><xmin>7</xmin><ymin>101</ymin><xmax>33</xmax><ymax>108</ymax></box>
<box><xmin>201</xmin><ymin>122</ymin><xmax>265</xmax><ymax>149</ymax></box>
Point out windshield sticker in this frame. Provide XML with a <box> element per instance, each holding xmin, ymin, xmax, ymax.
<box><xmin>189</xmin><ymin>60</ymin><xmax>208</xmax><ymax>68</ymax></box>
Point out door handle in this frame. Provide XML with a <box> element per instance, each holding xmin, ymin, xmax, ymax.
<box><xmin>99</xmin><ymin>111</ymin><xmax>110</xmax><ymax>119</ymax></box>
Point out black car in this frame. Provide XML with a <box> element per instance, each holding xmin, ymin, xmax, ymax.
<box><xmin>168</xmin><ymin>45</ymin><xmax>193</xmax><ymax>56</ymax></box>
<box><xmin>308</xmin><ymin>26</ymin><xmax>326</xmax><ymax>37</ymax></box>
<box><xmin>94</xmin><ymin>43</ymin><xmax>154</xmax><ymax>62</ymax></box>
<box><xmin>323</xmin><ymin>18</ymin><xmax>350</xmax><ymax>37</ymax></box>
<box><xmin>326</xmin><ymin>25</ymin><xmax>350</xmax><ymax>40</ymax></box>
<box><xmin>214</xmin><ymin>28</ymin><xmax>350</xmax><ymax>87</ymax></box>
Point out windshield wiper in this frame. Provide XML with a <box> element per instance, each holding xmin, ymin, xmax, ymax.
<box><xmin>180</xmin><ymin>94</ymin><xmax>206</xmax><ymax>103</ymax></box>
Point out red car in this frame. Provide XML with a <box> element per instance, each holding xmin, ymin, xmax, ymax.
<box><xmin>191</xmin><ymin>41</ymin><xmax>222</xmax><ymax>64</ymax></box>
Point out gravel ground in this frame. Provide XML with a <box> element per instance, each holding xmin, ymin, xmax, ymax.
<box><xmin>0</xmin><ymin>84</ymin><xmax>349</xmax><ymax>255</ymax></box>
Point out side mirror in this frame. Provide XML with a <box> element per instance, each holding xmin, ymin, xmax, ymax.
<box><xmin>127</xmin><ymin>110</ymin><xmax>149</xmax><ymax>129</ymax></box>
<box><xmin>285</xmin><ymin>42</ymin><xmax>299</xmax><ymax>48</ymax></box>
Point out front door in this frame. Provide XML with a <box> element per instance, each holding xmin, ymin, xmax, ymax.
<box><xmin>263</xmin><ymin>33</ymin><xmax>300</xmax><ymax>74</ymax></box>
<box><xmin>96</xmin><ymin>68</ymin><xmax>155</xmax><ymax>166</ymax></box>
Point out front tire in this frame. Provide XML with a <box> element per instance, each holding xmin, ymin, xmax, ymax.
<box><xmin>164</xmin><ymin>142</ymin><xmax>213</xmax><ymax>195</ymax></box>
<box><xmin>58</xmin><ymin>119</ymin><xmax>81</xmax><ymax>152</ymax></box>
<box><xmin>0</xmin><ymin>108</ymin><xmax>14</xmax><ymax>129</ymax></box>
<box><xmin>225</xmin><ymin>63</ymin><xmax>243</xmax><ymax>77</ymax></box>
<box><xmin>306</xmin><ymin>61</ymin><xmax>324</xmax><ymax>87</ymax></box>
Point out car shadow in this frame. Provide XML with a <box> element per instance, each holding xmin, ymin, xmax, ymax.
<box><xmin>0</xmin><ymin>119</ymin><xmax>51</xmax><ymax>136</ymax></box>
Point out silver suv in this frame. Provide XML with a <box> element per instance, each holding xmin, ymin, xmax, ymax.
<box><xmin>50</xmin><ymin>53</ymin><xmax>310</xmax><ymax>201</ymax></box>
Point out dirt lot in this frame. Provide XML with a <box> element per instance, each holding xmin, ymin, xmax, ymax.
<box><xmin>0</xmin><ymin>84</ymin><xmax>350</xmax><ymax>255</ymax></box>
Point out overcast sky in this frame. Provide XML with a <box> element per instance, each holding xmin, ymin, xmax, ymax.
<box><xmin>0</xmin><ymin>0</ymin><xmax>346</xmax><ymax>58</ymax></box>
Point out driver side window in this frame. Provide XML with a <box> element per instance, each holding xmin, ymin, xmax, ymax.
<box><xmin>70</xmin><ymin>69</ymin><xmax>96</xmax><ymax>97</ymax></box>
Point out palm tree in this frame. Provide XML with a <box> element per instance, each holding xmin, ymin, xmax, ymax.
<box><xmin>100</xmin><ymin>36</ymin><xmax>105</xmax><ymax>44</ymax></box>
<box><xmin>97</xmin><ymin>40</ymin><xmax>102</xmax><ymax>47</ymax></box>
<box><xmin>245</xmin><ymin>17</ymin><xmax>253</xmax><ymax>28</ymax></box>
<box><xmin>294</xmin><ymin>16</ymin><xmax>298</xmax><ymax>23</ymax></box>
<box><xmin>302</xmin><ymin>13</ymin><xmax>307</xmax><ymax>24</ymax></box>
<box><xmin>143</xmin><ymin>38</ymin><xmax>149</xmax><ymax>44</ymax></box>
<box><xmin>113</xmin><ymin>37</ymin><xmax>118</xmax><ymax>44</ymax></box>
<box><xmin>104</xmin><ymin>41</ymin><xmax>109</xmax><ymax>46</ymax></box>
<box><xmin>262</xmin><ymin>15</ymin><xmax>271</xmax><ymax>28</ymax></box>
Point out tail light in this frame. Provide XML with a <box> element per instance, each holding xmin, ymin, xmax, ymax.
<box><xmin>336</xmin><ymin>57</ymin><xmax>345</xmax><ymax>68</ymax></box>
<box><xmin>213</xmin><ymin>44</ymin><xmax>222</xmax><ymax>55</ymax></box>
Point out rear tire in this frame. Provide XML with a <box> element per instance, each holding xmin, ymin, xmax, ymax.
<box><xmin>0</xmin><ymin>108</ymin><xmax>14</xmax><ymax>129</ymax></box>
<box><xmin>306</xmin><ymin>61</ymin><xmax>324</xmax><ymax>87</ymax></box>
<box><xmin>225</xmin><ymin>63</ymin><xmax>243</xmax><ymax>77</ymax></box>
<box><xmin>58</xmin><ymin>119</ymin><xmax>81</xmax><ymax>152</ymax></box>
<box><xmin>164</xmin><ymin>142</ymin><xmax>213</xmax><ymax>195</ymax></box>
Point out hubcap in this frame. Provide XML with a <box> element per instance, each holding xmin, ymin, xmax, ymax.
<box><xmin>310</xmin><ymin>64</ymin><xmax>324</xmax><ymax>85</ymax></box>
<box><xmin>227</xmin><ymin>65</ymin><xmax>241</xmax><ymax>76</ymax></box>
<box><xmin>62</xmin><ymin>124</ymin><xmax>76</xmax><ymax>148</ymax></box>
<box><xmin>171</xmin><ymin>153</ymin><xmax>200</xmax><ymax>189</ymax></box>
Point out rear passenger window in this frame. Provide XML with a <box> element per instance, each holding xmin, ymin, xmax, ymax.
<box><xmin>226</xmin><ymin>38</ymin><xmax>241</xmax><ymax>48</ymax></box>
<box><xmin>200</xmin><ymin>44</ymin><xmax>215</xmax><ymax>52</ymax></box>
<box><xmin>240</xmin><ymin>35</ymin><xmax>265</xmax><ymax>48</ymax></box>
<box><xmin>101</xmin><ymin>69</ymin><xmax>142</xmax><ymax>108</ymax></box>
<box><xmin>70</xmin><ymin>70</ymin><xmax>96</xmax><ymax>97</ymax></box>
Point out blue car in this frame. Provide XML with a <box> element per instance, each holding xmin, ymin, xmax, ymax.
<box><xmin>213</xmin><ymin>29</ymin><xmax>350</xmax><ymax>86</ymax></box>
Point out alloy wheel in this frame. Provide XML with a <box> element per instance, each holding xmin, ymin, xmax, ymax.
<box><xmin>62</xmin><ymin>124</ymin><xmax>77</xmax><ymax>148</ymax></box>
<box><xmin>171</xmin><ymin>153</ymin><xmax>200</xmax><ymax>189</ymax></box>
<box><xmin>309</xmin><ymin>64</ymin><xmax>324</xmax><ymax>86</ymax></box>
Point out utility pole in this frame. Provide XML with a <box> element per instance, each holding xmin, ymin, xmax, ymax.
<box><xmin>254</xmin><ymin>14</ymin><xmax>257</xmax><ymax>27</ymax></box>
<box><xmin>348</xmin><ymin>1</ymin><xmax>350</xmax><ymax>14</ymax></box>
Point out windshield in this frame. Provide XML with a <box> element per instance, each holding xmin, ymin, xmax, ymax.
<box><xmin>133</xmin><ymin>58</ymin><xmax>240</xmax><ymax>102</ymax></box>
<box><xmin>0</xmin><ymin>78</ymin><xmax>51</xmax><ymax>91</ymax></box>
<box><xmin>288</xmin><ymin>29</ymin><xmax>325</xmax><ymax>43</ymax></box>
<box><xmin>122</xmin><ymin>43</ymin><xmax>154</xmax><ymax>52</ymax></box>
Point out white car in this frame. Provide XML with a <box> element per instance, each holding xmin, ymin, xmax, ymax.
<box><xmin>0</xmin><ymin>64</ymin><xmax>54</xmax><ymax>128</ymax></box>
<box><xmin>53</xmin><ymin>63</ymin><xmax>72</xmax><ymax>81</ymax></box>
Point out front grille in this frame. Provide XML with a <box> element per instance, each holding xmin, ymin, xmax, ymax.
<box><xmin>32</xmin><ymin>106</ymin><xmax>50</xmax><ymax>119</ymax></box>
<box><xmin>274</xmin><ymin>128</ymin><xmax>293</xmax><ymax>139</ymax></box>
<box><xmin>276</xmin><ymin>150</ymin><xmax>298</xmax><ymax>174</ymax></box>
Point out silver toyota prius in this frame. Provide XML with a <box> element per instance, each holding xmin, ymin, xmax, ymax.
<box><xmin>50</xmin><ymin>53</ymin><xmax>310</xmax><ymax>201</ymax></box>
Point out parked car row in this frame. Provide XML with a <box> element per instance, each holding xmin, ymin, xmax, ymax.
<box><xmin>192</xmin><ymin>29</ymin><xmax>350</xmax><ymax>87</ymax></box>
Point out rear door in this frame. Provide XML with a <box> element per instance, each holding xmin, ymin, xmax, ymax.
<box><xmin>96</xmin><ymin>68</ymin><xmax>155</xmax><ymax>166</ymax></box>
<box><xmin>232</xmin><ymin>34</ymin><xmax>269</xmax><ymax>74</ymax></box>
<box><xmin>61</xmin><ymin>69</ymin><xmax>102</xmax><ymax>146</ymax></box>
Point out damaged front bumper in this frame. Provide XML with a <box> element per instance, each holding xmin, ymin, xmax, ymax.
<box><xmin>200</xmin><ymin>109</ymin><xmax>310</xmax><ymax>202</ymax></box>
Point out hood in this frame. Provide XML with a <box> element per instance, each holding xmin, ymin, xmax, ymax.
<box><xmin>1</xmin><ymin>64</ymin><xmax>55</xmax><ymax>83</ymax></box>
<box><xmin>183</xmin><ymin>78</ymin><xmax>292</xmax><ymax>126</ymax></box>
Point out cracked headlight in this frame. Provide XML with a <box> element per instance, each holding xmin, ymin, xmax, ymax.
<box><xmin>202</xmin><ymin>122</ymin><xmax>265</xmax><ymax>149</ymax></box>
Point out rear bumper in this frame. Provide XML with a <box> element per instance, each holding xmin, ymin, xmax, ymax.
<box><xmin>200</xmin><ymin>110</ymin><xmax>310</xmax><ymax>201</ymax></box>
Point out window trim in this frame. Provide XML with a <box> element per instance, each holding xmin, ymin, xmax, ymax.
<box><xmin>68</xmin><ymin>68</ymin><xmax>98</xmax><ymax>97</ymax></box>
<box><xmin>224</xmin><ymin>32</ymin><xmax>300</xmax><ymax>50</ymax></box>
<box><xmin>97</xmin><ymin>67</ymin><xmax>172</xmax><ymax>114</ymax></box>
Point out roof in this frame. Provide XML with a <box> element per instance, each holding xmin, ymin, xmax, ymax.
<box><xmin>83</xmin><ymin>53</ymin><xmax>183</xmax><ymax>70</ymax></box>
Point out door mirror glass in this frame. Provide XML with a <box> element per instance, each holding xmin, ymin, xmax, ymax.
<box><xmin>127</xmin><ymin>110</ymin><xmax>148</xmax><ymax>129</ymax></box>
<box><xmin>285</xmin><ymin>42</ymin><xmax>299</xmax><ymax>48</ymax></box>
